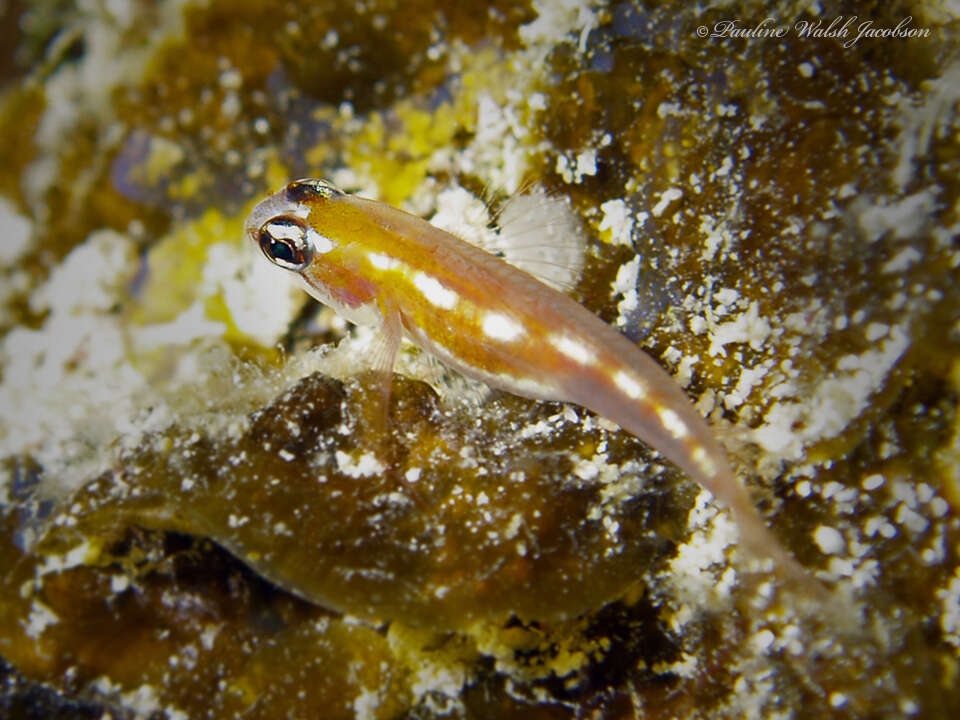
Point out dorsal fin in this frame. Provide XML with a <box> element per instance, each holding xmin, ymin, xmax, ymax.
<box><xmin>487</xmin><ymin>189</ymin><xmax>586</xmax><ymax>293</ymax></box>
<box><xmin>429</xmin><ymin>186</ymin><xmax>586</xmax><ymax>293</ymax></box>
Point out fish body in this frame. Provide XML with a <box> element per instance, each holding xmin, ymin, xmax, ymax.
<box><xmin>245</xmin><ymin>179</ymin><xmax>807</xmax><ymax>579</ymax></box>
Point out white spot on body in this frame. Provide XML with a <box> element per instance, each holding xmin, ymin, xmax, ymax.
<box><xmin>368</xmin><ymin>251</ymin><xmax>401</xmax><ymax>271</ymax></box>
<box><xmin>658</xmin><ymin>407</ymin><xmax>689</xmax><ymax>439</ymax></box>
<box><xmin>691</xmin><ymin>446</ymin><xmax>717</xmax><ymax>477</ymax></box>
<box><xmin>482</xmin><ymin>312</ymin><xmax>524</xmax><ymax>341</ymax></box>
<box><xmin>614</xmin><ymin>370</ymin><xmax>646</xmax><ymax>399</ymax></box>
<box><xmin>306</xmin><ymin>227</ymin><xmax>334</xmax><ymax>254</ymax></box>
<box><xmin>552</xmin><ymin>334</ymin><xmax>595</xmax><ymax>364</ymax></box>
<box><xmin>405</xmin><ymin>323</ymin><xmax>558</xmax><ymax>400</ymax></box>
<box><xmin>413</xmin><ymin>272</ymin><xmax>458</xmax><ymax>309</ymax></box>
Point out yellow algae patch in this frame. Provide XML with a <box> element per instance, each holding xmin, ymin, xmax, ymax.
<box><xmin>132</xmin><ymin>181</ymin><xmax>304</xmax><ymax>349</ymax></box>
<box><xmin>166</xmin><ymin>168</ymin><xmax>211</xmax><ymax>203</ymax></box>
<box><xmin>339</xmin><ymin>108</ymin><xmax>437</xmax><ymax>207</ymax></box>
<box><xmin>335</xmin><ymin>48</ymin><xmax>540</xmax><ymax>206</ymax></box>
<box><xmin>386</xmin><ymin>623</ymin><xmax>475</xmax><ymax>711</ymax></box>
<box><xmin>468</xmin><ymin>615</ymin><xmax>606</xmax><ymax>688</ymax></box>
<box><xmin>132</xmin><ymin>208</ymin><xmax>228</xmax><ymax>326</ymax></box>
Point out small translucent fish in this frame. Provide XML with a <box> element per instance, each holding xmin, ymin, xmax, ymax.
<box><xmin>245</xmin><ymin>178</ymin><xmax>812</xmax><ymax>585</ymax></box>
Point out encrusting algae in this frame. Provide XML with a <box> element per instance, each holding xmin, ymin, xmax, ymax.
<box><xmin>1</xmin><ymin>1</ymin><xmax>959</xmax><ymax>719</ymax></box>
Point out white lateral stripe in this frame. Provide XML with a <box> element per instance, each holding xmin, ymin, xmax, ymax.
<box><xmin>413</xmin><ymin>272</ymin><xmax>458</xmax><ymax>309</ymax></box>
<box><xmin>482</xmin><ymin>312</ymin><xmax>524</xmax><ymax>341</ymax></box>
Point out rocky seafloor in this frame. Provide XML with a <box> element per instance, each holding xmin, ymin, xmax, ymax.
<box><xmin>0</xmin><ymin>1</ymin><xmax>958</xmax><ymax>718</ymax></box>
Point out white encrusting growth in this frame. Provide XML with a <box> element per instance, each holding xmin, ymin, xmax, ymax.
<box><xmin>598</xmin><ymin>198</ymin><xmax>635</xmax><ymax>246</ymax></box>
<box><xmin>413</xmin><ymin>272</ymin><xmax>458</xmax><ymax>309</ymax></box>
<box><xmin>813</xmin><ymin>525</ymin><xmax>846</xmax><ymax>556</ymax></box>
<box><xmin>203</xmin><ymin>242</ymin><xmax>299</xmax><ymax>347</ymax></box>
<box><xmin>25</xmin><ymin>600</ymin><xmax>59</xmax><ymax>638</ymax></box>
<box><xmin>335</xmin><ymin>450</ymin><xmax>386</xmax><ymax>478</ymax></box>
<box><xmin>751</xmin><ymin>325</ymin><xmax>910</xmax><ymax>460</ymax></box>
<box><xmin>0</xmin><ymin>197</ymin><xmax>32</xmax><ymax>265</ymax></box>
<box><xmin>708</xmin><ymin>301</ymin><xmax>772</xmax><ymax>356</ymax></box>
<box><xmin>552</xmin><ymin>334</ymin><xmax>595</xmax><ymax>364</ymax></box>
<box><xmin>482</xmin><ymin>312</ymin><xmax>524</xmax><ymax>341</ymax></box>
<box><xmin>651</xmin><ymin>187</ymin><xmax>683</xmax><ymax>217</ymax></box>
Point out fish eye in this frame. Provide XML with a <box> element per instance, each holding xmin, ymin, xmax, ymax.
<box><xmin>257</xmin><ymin>216</ymin><xmax>313</xmax><ymax>270</ymax></box>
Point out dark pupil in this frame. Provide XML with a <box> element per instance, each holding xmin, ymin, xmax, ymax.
<box><xmin>268</xmin><ymin>237</ymin><xmax>295</xmax><ymax>263</ymax></box>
